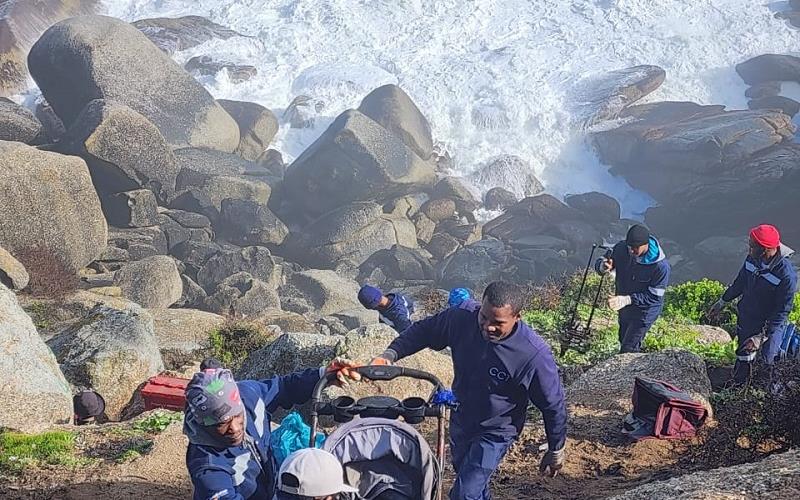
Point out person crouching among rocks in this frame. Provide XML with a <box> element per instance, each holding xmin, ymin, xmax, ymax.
<box><xmin>596</xmin><ymin>224</ymin><xmax>671</xmax><ymax>353</ymax></box>
<box><xmin>184</xmin><ymin>360</ymin><xmax>360</xmax><ymax>500</ymax></box>
<box><xmin>358</xmin><ymin>284</ymin><xmax>415</xmax><ymax>332</ymax></box>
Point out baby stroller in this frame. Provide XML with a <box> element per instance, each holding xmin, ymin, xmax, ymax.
<box><xmin>309</xmin><ymin>365</ymin><xmax>447</xmax><ymax>500</ymax></box>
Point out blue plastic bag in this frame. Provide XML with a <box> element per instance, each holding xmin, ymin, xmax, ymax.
<box><xmin>270</xmin><ymin>412</ymin><xmax>325</xmax><ymax>467</ymax></box>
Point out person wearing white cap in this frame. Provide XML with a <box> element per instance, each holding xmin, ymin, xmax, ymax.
<box><xmin>277</xmin><ymin>448</ymin><xmax>358</xmax><ymax>500</ymax></box>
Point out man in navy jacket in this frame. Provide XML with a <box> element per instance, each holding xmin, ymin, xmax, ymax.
<box><xmin>371</xmin><ymin>281</ymin><xmax>568</xmax><ymax>500</ymax></box>
<box><xmin>358</xmin><ymin>284</ymin><xmax>415</xmax><ymax>332</ymax></box>
<box><xmin>709</xmin><ymin>224</ymin><xmax>797</xmax><ymax>384</ymax></box>
<box><xmin>184</xmin><ymin>360</ymin><xmax>360</xmax><ymax>500</ymax></box>
<box><xmin>596</xmin><ymin>224</ymin><xmax>671</xmax><ymax>353</ymax></box>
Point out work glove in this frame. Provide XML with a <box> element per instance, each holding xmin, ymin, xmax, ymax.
<box><xmin>539</xmin><ymin>447</ymin><xmax>565</xmax><ymax>477</ymax></box>
<box><xmin>324</xmin><ymin>357</ymin><xmax>362</xmax><ymax>386</ymax></box>
<box><xmin>608</xmin><ymin>295</ymin><xmax>632</xmax><ymax>311</ymax></box>
<box><xmin>742</xmin><ymin>335</ymin><xmax>767</xmax><ymax>353</ymax></box>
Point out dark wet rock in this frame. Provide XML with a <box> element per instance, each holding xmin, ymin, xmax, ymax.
<box><xmin>132</xmin><ymin>15</ymin><xmax>242</xmax><ymax>55</ymax></box>
<box><xmin>484</xmin><ymin>187</ymin><xmax>518</xmax><ymax>211</ymax></box>
<box><xmin>748</xmin><ymin>95</ymin><xmax>800</xmax><ymax>117</ymax></box>
<box><xmin>736</xmin><ymin>53</ymin><xmax>800</xmax><ymax>85</ymax></box>
<box><xmin>185</xmin><ymin>55</ymin><xmax>257</xmax><ymax>84</ymax></box>
<box><xmin>218</xmin><ymin>100</ymin><xmax>279</xmax><ymax>162</ymax></box>
<box><xmin>565</xmin><ymin>192</ymin><xmax>621</xmax><ymax>224</ymax></box>
<box><xmin>572</xmin><ymin>65</ymin><xmax>666</xmax><ymax>124</ymax></box>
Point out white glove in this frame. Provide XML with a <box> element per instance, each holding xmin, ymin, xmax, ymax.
<box><xmin>608</xmin><ymin>295</ymin><xmax>632</xmax><ymax>311</ymax></box>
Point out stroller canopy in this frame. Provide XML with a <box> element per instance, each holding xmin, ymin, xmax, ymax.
<box><xmin>322</xmin><ymin>417</ymin><xmax>439</xmax><ymax>500</ymax></box>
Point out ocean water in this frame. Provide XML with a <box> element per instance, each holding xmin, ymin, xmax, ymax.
<box><xmin>99</xmin><ymin>0</ymin><xmax>799</xmax><ymax>218</ymax></box>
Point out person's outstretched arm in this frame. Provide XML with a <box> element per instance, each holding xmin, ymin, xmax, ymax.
<box><xmin>722</xmin><ymin>261</ymin><xmax>749</xmax><ymax>303</ymax></box>
<box><xmin>379</xmin><ymin>308</ymin><xmax>454</xmax><ymax>362</ymax></box>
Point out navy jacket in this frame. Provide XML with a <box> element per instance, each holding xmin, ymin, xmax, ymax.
<box><xmin>184</xmin><ymin>369</ymin><xmax>322</xmax><ymax>500</ymax></box>
<box><xmin>597</xmin><ymin>237</ymin><xmax>671</xmax><ymax>321</ymax></box>
<box><xmin>723</xmin><ymin>246</ymin><xmax>797</xmax><ymax>339</ymax></box>
<box><xmin>379</xmin><ymin>293</ymin><xmax>414</xmax><ymax>332</ymax></box>
<box><xmin>386</xmin><ymin>301</ymin><xmax>567</xmax><ymax>451</ymax></box>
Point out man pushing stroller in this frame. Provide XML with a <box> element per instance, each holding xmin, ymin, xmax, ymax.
<box><xmin>371</xmin><ymin>280</ymin><xmax>568</xmax><ymax>499</ymax></box>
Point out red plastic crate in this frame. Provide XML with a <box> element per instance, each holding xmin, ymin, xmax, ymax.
<box><xmin>142</xmin><ymin>375</ymin><xmax>189</xmax><ymax>412</ymax></box>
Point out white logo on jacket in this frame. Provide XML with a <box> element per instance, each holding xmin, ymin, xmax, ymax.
<box><xmin>489</xmin><ymin>367</ymin><xmax>510</xmax><ymax>381</ymax></box>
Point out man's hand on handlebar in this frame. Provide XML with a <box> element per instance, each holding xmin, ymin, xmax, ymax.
<box><xmin>369</xmin><ymin>356</ymin><xmax>393</xmax><ymax>366</ymax></box>
<box><xmin>325</xmin><ymin>357</ymin><xmax>362</xmax><ymax>386</ymax></box>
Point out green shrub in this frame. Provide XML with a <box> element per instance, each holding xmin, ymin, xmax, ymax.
<box><xmin>208</xmin><ymin>320</ymin><xmax>277</xmax><ymax>370</ymax></box>
<box><xmin>663</xmin><ymin>279</ymin><xmax>728</xmax><ymax>323</ymax></box>
<box><xmin>133</xmin><ymin>410</ymin><xmax>183</xmax><ymax>434</ymax></box>
<box><xmin>0</xmin><ymin>431</ymin><xmax>81</xmax><ymax>473</ymax></box>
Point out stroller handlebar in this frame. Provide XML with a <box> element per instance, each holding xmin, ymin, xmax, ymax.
<box><xmin>311</xmin><ymin>365</ymin><xmax>444</xmax><ymax>405</ymax></box>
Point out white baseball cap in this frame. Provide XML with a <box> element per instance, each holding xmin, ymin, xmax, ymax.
<box><xmin>278</xmin><ymin>448</ymin><xmax>359</xmax><ymax>497</ymax></box>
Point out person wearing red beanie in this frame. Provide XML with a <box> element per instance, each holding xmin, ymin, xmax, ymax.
<box><xmin>708</xmin><ymin>224</ymin><xmax>797</xmax><ymax>385</ymax></box>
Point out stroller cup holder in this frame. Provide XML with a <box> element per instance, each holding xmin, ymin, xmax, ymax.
<box><xmin>331</xmin><ymin>396</ymin><xmax>357</xmax><ymax>423</ymax></box>
<box><xmin>400</xmin><ymin>397</ymin><xmax>426</xmax><ymax>424</ymax></box>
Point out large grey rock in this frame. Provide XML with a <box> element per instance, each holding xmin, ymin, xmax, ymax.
<box><xmin>0</xmin><ymin>283</ymin><xmax>72</xmax><ymax>432</ymax></box>
<box><xmin>437</xmin><ymin>238</ymin><xmax>512</xmax><ymax>291</ymax></box>
<box><xmin>170</xmin><ymin>240</ymin><xmax>224</xmax><ymax>280</ymax></box>
<box><xmin>565</xmin><ymin>192</ymin><xmax>621</xmax><ymax>223</ymax></box>
<box><xmin>357</xmin><ymin>84</ymin><xmax>433</xmax><ymax>160</ymax></box>
<box><xmin>412</xmin><ymin>212</ymin><xmax>436</xmax><ymax>244</ymax></box>
<box><xmin>572</xmin><ymin>65</ymin><xmax>666</xmax><ymax>124</ymax></box>
<box><xmin>421</xmin><ymin>198</ymin><xmax>456</xmax><ymax>223</ymax></box>
<box><xmin>149</xmin><ymin>308</ymin><xmax>225</xmax><ymax>369</ymax></box>
<box><xmin>483</xmin><ymin>187</ymin><xmax>518</xmax><ymax>211</ymax></box>
<box><xmin>237</xmin><ymin>332</ymin><xmax>341</xmax><ymax>380</ymax></box>
<box><xmin>108</xmin><ymin>226</ymin><xmax>168</xmax><ymax>261</ymax></box>
<box><xmin>49</xmin><ymin>305</ymin><xmax>164</xmax><ymax>420</ymax></box>
<box><xmin>284</xmin><ymin>109</ymin><xmax>436</xmax><ymax>217</ymax></box>
<box><xmin>0</xmin><ymin>97</ymin><xmax>43</xmax><ymax>143</ymax></box>
<box><xmin>426</xmin><ymin>233</ymin><xmax>461</xmax><ymax>261</ymax></box>
<box><xmin>104</xmin><ymin>189</ymin><xmax>159</xmax><ymax>228</ymax></box>
<box><xmin>593</xmin><ymin>105</ymin><xmax>795</xmax><ymax>201</ymax></box>
<box><xmin>610</xmin><ymin>449</ymin><xmax>800</xmax><ymax>500</ymax></box>
<box><xmin>28</xmin><ymin>15</ymin><xmax>240</xmax><ymax>151</ymax></box>
<box><xmin>281</xmin><ymin>269</ymin><xmax>361</xmax><ymax>316</ymax></box>
<box><xmin>432</xmin><ymin>177</ymin><xmax>480</xmax><ymax>215</ymax></box>
<box><xmin>358</xmin><ymin>245</ymin><xmax>434</xmax><ymax>284</ymax></box>
<box><xmin>203</xmin><ymin>272</ymin><xmax>280</xmax><ymax>317</ymax></box>
<box><xmin>688</xmin><ymin>325</ymin><xmax>733</xmax><ymax>345</ymax></box>
<box><xmin>175</xmin><ymin>274</ymin><xmax>207</xmax><ymax>309</ymax></box>
<box><xmin>568</xmin><ymin>349</ymin><xmax>712</xmax><ymax>414</ymax></box>
<box><xmin>483</xmin><ymin>194</ymin><xmax>582</xmax><ymax>242</ymax></box>
<box><xmin>197</xmin><ymin>246</ymin><xmax>280</xmax><ymax>293</ymax></box>
<box><xmin>57</xmin><ymin>99</ymin><xmax>180</xmax><ymax>202</ymax></box>
<box><xmin>289</xmin><ymin>202</ymin><xmax>418</xmax><ymax>268</ymax></box>
<box><xmin>0</xmin><ymin>141</ymin><xmax>107</xmax><ymax>272</ymax></box>
<box><xmin>115</xmin><ymin>255</ymin><xmax>183</xmax><ymax>309</ymax></box>
<box><xmin>748</xmin><ymin>95</ymin><xmax>800</xmax><ymax>117</ymax></box>
<box><xmin>0</xmin><ymin>0</ymin><xmax>95</xmax><ymax>96</ymax></box>
<box><xmin>645</xmin><ymin>143</ymin><xmax>800</xmax><ymax>245</ymax></box>
<box><xmin>174</xmin><ymin>147</ymin><xmax>272</xmax><ymax>189</ymax></box>
<box><xmin>251</xmin><ymin>308</ymin><xmax>316</xmax><ymax>333</ymax></box>
<box><xmin>132</xmin><ymin>15</ymin><xmax>242</xmax><ymax>55</ymax></box>
<box><xmin>736</xmin><ymin>53</ymin><xmax>800</xmax><ymax>86</ymax></box>
<box><xmin>471</xmin><ymin>155</ymin><xmax>544</xmax><ymax>199</ymax></box>
<box><xmin>219</xmin><ymin>199</ymin><xmax>288</xmax><ymax>247</ymax></box>
<box><xmin>217</xmin><ymin>99</ymin><xmax>279</xmax><ymax>161</ymax></box>
<box><xmin>0</xmin><ymin>244</ymin><xmax>29</xmax><ymax>291</ymax></box>
<box><xmin>35</xmin><ymin>97</ymin><xmax>66</xmax><ymax>142</ymax></box>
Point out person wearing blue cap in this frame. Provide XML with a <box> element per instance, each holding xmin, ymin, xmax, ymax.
<box><xmin>448</xmin><ymin>287</ymin><xmax>474</xmax><ymax>308</ymax></box>
<box><xmin>358</xmin><ymin>284</ymin><xmax>415</xmax><ymax>332</ymax></box>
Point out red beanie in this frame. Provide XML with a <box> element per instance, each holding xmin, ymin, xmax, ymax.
<box><xmin>750</xmin><ymin>224</ymin><xmax>781</xmax><ymax>249</ymax></box>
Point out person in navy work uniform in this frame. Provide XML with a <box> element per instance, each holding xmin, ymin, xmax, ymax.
<box><xmin>371</xmin><ymin>281</ymin><xmax>568</xmax><ymax>500</ymax></box>
<box><xmin>358</xmin><ymin>284</ymin><xmax>415</xmax><ymax>332</ymax></box>
<box><xmin>596</xmin><ymin>224</ymin><xmax>671</xmax><ymax>353</ymax></box>
<box><xmin>183</xmin><ymin>359</ymin><xmax>360</xmax><ymax>500</ymax></box>
<box><xmin>708</xmin><ymin>224</ymin><xmax>797</xmax><ymax>385</ymax></box>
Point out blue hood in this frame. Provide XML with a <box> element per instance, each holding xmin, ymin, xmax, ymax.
<box><xmin>636</xmin><ymin>237</ymin><xmax>666</xmax><ymax>265</ymax></box>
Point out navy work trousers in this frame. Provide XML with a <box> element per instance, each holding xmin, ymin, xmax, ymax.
<box><xmin>449</xmin><ymin>431</ymin><xmax>515</xmax><ymax>500</ymax></box>
<box><xmin>617</xmin><ymin>313</ymin><xmax>655</xmax><ymax>353</ymax></box>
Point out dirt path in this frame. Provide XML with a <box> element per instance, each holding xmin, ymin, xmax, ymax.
<box><xmin>0</xmin><ymin>408</ymin><xmax>713</xmax><ymax>500</ymax></box>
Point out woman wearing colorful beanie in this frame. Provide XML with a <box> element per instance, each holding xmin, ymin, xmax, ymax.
<box><xmin>709</xmin><ymin>224</ymin><xmax>798</xmax><ymax>385</ymax></box>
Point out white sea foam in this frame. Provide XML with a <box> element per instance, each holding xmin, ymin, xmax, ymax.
<box><xmin>99</xmin><ymin>0</ymin><xmax>800</xmax><ymax>218</ymax></box>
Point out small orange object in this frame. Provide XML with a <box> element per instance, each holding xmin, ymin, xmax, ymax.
<box><xmin>141</xmin><ymin>375</ymin><xmax>189</xmax><ymax>412</ymax></box>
